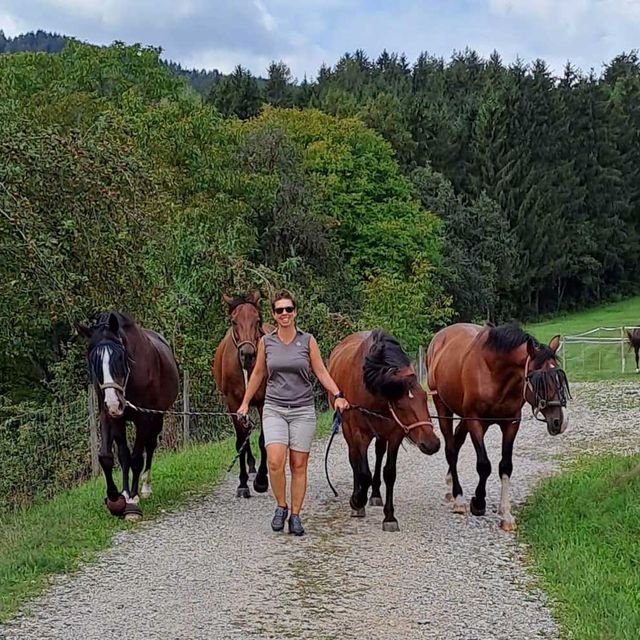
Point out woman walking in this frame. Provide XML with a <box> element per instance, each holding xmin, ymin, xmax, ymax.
<box><xmin>237</xmin><ymin>290</ymin><xmax>349</xmax><ymax>536</ymax></box>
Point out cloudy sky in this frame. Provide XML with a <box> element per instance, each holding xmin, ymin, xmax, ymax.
<box><xmin>1</xmin><ymin>0</ymin><xmax>640</xmax><ymax>79</ymax></box>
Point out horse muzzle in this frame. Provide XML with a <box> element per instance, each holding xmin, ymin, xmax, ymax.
<box><xmin>418</xmin><ymin>438</ymin><xmax>441</xmax><ymax>455</ymax></box>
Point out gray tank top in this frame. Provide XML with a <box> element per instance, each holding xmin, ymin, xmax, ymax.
<box><xmin>263</xmin><ymin>330</ymin><xmax>314</xmax><ymax>408</ymax></box>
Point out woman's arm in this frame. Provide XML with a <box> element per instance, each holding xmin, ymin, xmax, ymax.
<box><xmin>237</xmin><ymin>338</ymin><xmax>267</xmax><ymax>416</ymax></box>
<box><xmin>309</xmin><ymin>336</ymin><xmax>349</xmax><ymax>410</ymax></box>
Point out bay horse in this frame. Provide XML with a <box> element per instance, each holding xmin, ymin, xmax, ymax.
<box><xmin>328</xmin><ymin>330</ymin><xmax>440</xmax><ymax>531</ymax></box>
<box><xmin>75</xmin><ymin>311</ymin><xmax>179</xmax><ymax>520</ymax></box>
<box><xmin>427</xmin><ymin>323</ymin><xmax>570</xmax><ymax>531</ymax></box>
<box><xmin>627</xmin><ymin>328</ymin><xmax>640</xmax><ymax>372</ymax></box>
<box><xmin>212</xmin><ymin>292</ymin><xmax>271</xmax><ymax>498</ymax></box>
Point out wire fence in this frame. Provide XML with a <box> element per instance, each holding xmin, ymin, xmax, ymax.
<box><xmin>559</xmin><ymin>326</ymin><xmax>640</xmax><ymax>377</ymax></box>
<box><xmin>0</xmin><ymin>370</ymin><xmax>235</xmax><ymax>515</ymax></box>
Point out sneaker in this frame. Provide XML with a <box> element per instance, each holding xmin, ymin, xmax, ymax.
<box><xmin>288</xmin><ymin>514</ymin><xmax>305</xmax><ymax>536</ymax></box>
<box><xmin>271</xmin><ymin>506</ymin><xmax>288</xmax><ymax>531</ymax></box>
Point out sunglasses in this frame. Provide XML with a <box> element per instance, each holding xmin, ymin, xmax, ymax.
<box><xmin>274</xmin><ymin>306</ymin><xmax>295</xmax><ymax>315</ymax></box>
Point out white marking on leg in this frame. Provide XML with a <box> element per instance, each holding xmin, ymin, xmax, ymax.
<box><xmin>453</xmin><ymin>494</ymin><xmax>467</xmax><ymax>513</ymax></box>
<box><xmin>141</xmin><ymin>470</ymin><xmax>152</xmax><ymax>498</ymax></box>
<box><xmin>242</xmin><ymin>367</ymin><xmax>249</xmax><ymax>390</ymax></box>
<box><xmin>101</xmin><ymin>349</ymin><xmax>120</xmax><ymax>414</ymax></box>
<box><xmin>499</xmin><ymin>474</ymin><xmax>510</xmax><ymax>517</ymax></box>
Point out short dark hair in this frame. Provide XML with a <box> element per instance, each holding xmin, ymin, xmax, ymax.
<box><xmin>271</xmin><ymin>289</ymin><xmax>296</xmax><ymax>311</ymax></box>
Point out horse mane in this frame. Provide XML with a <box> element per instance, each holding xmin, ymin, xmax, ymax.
<box><xmin>363</xmin><ymin>329</ymin><xmax>412</xmax><ymax>400</ymax></box>
<box><xmin>486</xmin><ymin>324</ymin><xmax>557</xmax><ymax>366</ymax></box>
<box><xmin>90</xmin><ymin>311</ymin><xmax>135</xmax><ymax>331</ymax></box>
<box><xmin>486</xmin><ymin>324</ymin><xmax>535</xmax><ymax>352</ymax></box>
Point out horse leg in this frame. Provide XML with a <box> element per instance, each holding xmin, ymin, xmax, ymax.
<box><xmin>246</xmin><ymin>440</ymin><xmax>257</xmax><ymax>475</ymax></box>
<box><xmin>347</xmin><ymin>431</ymin><xmax>373</xmax><ymax>517</ymax></box>
<box><xmin>141</xmin><ymin>425</ymin><xmax>160</xmax><ymax>498</ymax></box>
<box><xmin>635</xmin><ymin>346</ymin><xmax>639</xmax><ymax>373</ymax></box>
<box><xmin>99</xmin><ymin>418</ymin><xmax>124</xmax><ymax>516</ymax></box>
<box><xmin>253</xmin><ymin>406</ymin><xmax>269</xmax><ymax>493</ymax></box>
<box><xmin>369</xmin><ymin>437</ymin><xmax>386</xmax><ymax>507</ymax></box>
<box><xmin>382</xmin><ymin>437</ymin><xmax>402</xmax><ymax>532</ymax></box>
<box><xmin>468</xmin><ymin>420</ymin><xmax>491</xmax><ymax>517</ymax></box>
<box><xmin>233</xmin><ymin>416</ymin><xmax>251</xmax><ymax>498</ymax></box>
<box><xmin>498</xmin><ymin>421</ymin><xmax>520</xmax><ymax>531</ymax></box>
<box><xmin>113</xmin><ymin>427</ymin><xmax>132</xmax><ymax>501</ymax></box>
<box><xmin>435</xmin><ymin>396</ymin><xmax>465</xmax><ymax>512</ymax></box>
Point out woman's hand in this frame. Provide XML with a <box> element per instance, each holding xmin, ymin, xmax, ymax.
<box><xmin>237</xmin><ymin>402</ymin><xmax>250</xmax><ymax>419</ymax></box>
<box><xmin>334</xmin><ymin>397</ymin><xmax>349</xmax><ymax>412</ymax></box>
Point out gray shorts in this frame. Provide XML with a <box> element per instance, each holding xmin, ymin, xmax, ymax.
<box><xmin>262</xmin><ymin>402</ymin><xmax>317</xmax><ymax>453</ymax></box>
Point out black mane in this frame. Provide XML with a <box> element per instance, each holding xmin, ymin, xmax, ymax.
<box><xmin>486</xmin><ymin>324</ymin><xmax>535</xmax><ymax>352</ymax></box>
<box><xmin>363</xmin><ymin>329</ymin><xmax>412</xmax><ymax>400</ymax></box>
<box><xmin>486</xmin><ymin>324</ymin><xmax>556</xmax><ymax>366</ymax></box>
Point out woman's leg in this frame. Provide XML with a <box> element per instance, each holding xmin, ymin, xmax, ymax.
<box><xmin>266</xmin><ymin>443</ymin><xmax>289</xmax><ymax>507</ymax></box>
<box><xmin>289</xmin><ymin>450</ymin><xmax>310</xmax><ymax>514</ymax></box>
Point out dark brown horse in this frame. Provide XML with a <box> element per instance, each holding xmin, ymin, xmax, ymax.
<box><xmin>627</xmin><ymin>328</ymin><xmax>640</xmax><ymax>372</ymax></box>
<box><xmin>212</xmin><ymin>292</ymin><xmax>272</xmax><ymax>497</ymax></box>
<box><xmin>328</xmin><ymin>330</ymin><xmax>440</xmax><ymax>531</ymax></box>
<box><xmin>76</xmin><ymin>311</ymin><xmax>179</xmax><ymax>520</ymax></box>
<box><xmin>427</xmin><ymin>323</ymin><xmax>570</xmax><ymax>531</ymax></box>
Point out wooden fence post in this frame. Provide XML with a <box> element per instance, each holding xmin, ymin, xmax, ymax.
<box><xmin>183</xmin><ymin>369</ymin><xmax>190</xmax><ymax>447</ymax></box>
<box><xmin>87</xmin><ymin>385</ymin><xmax>100</xmax><ymax>476</ymax></box>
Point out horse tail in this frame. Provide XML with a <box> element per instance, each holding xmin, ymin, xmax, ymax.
<box><xmin>324</xmin><ymin>411</ymin><xmax>341</xmax><ymax>497</ymax></box>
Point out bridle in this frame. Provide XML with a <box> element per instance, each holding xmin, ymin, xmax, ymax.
<box><xmin>522</xmin><ymin>355</ymin><xmax>570</xmax><ymax>422</ymax></box>
<box><xmin>387</xmin><ymin>401</ymin><xmax>435</xmax><ymax>435</ymax></box>
<box><xmin>230</xmin><ymin>326</ymin><xmax>263</xmax><ymax>389</ymax></box>
<box><xmin>91</xmin><ymin>339</ymin><xmax>130</xmax><ymax>398</ymax></box>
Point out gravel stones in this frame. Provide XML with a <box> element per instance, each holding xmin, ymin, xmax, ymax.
<box><xmin>3</xmin><ymin>381</ymin><xmax>639</xmax><ymax>640</ymax></box>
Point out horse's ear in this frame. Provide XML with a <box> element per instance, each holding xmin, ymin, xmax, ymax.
<box><xmin>74</xmin><ymin>321</ymin><xmax>92</xmax><ymax>339</ymax></box>
<box><xmin>548</xmin><ymin>335</ymin><xmax>561</xmax><ymax>353</ymax></box>
<box><xmin>222</xmin><ymin>294</ymin><xmax>234</xmax><ymax>307</ymax></box>
<box><xmin>526</xmin><ymin>337</ymin><xmax>537</xmax><ymax>360</ymax></box>
<box><xmin>108</xmin><ymin>312</ymin><xmax>120</xmax><ymax>335</ymax></box>
<box><xmin>248</xmin><ymin>290</ymin><xmax>261</xmax><ymax>305</ymax></box>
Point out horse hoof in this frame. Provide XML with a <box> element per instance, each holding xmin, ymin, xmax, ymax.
<box><xmin>248</xmin><ymin>467</ymin><xmax>257</xmax><ymax>476</ymax></box>
<box><xmin>140</xmin><ymin>486</ymin><xmax>152</xmax><ymax>499</ymax></box>
<box><xmin>452</xmin><ymin>502</ymin><xmax>467</xmax><ymax>515</ymax></box>
<box><xmin>369</xmin><ymin>496</ymin><xmax>383</xmax><ymax>507</ymax></box>
<box><xmin>123</xmin><ymin>503</ymin><xmax>143</xmax><ymax>521</ymax></box>
<box><xmin>253</xmin><ymin>477</ymin><xmax>269</xmax><ymax>493</ymax></box>
<box><xmin>105</xmin><ymin>495</ymin><xmax>126</xmax><ymax>517</ymax></box>
<box><xmin>351</xmin><ymin>507</ymin><xmax>366</xmax><ymax>518</ymax></box>
<box><xmin>382</xmin><ymin>520</ymin><xmax>400</xmax><ymax>532</ymax></box>
<box><xmin>500</xmin><ymin>518</ymin><xmax>517</xmax><ymax>532</ymax></box>
<box><xmin>470</xmin><ymin>497</ymin><xmax>486</xmax><ymax>517</ymax></box>
<box><xmin>236</xmin><ymin>488</ymin><xmax>251</xmax><ymax>499</ymax></box>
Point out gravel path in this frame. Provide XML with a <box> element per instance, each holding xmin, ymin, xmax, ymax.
<box><xmin>3</xmin><ymin>381</ymin><xmax>640</xmax><ymax>640</ymax></box>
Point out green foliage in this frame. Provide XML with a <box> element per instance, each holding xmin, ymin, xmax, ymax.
<box><xmin>207</xmin><ymin>64</ymin><xmax>262</xmax><ymax>119</ymax></box>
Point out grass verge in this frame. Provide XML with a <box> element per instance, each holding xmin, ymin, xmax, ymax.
<box><xmin>519</xmin><ymin>454</ymin><xmax>640</xmax><ymax>639</ymax></box>
<box><xmin>0</xmin><ymin>410</ymin><xmax>333</xmax><ymax>623</ymax></box>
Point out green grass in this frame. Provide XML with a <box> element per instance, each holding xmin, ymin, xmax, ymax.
<box><xmin>526</xmin><ymin>295</ymin><xmax>640</xmax><ymax>342</ymax></box>
<box><xmin>0</xmin><ymin>411</ymin><xmax>332</xmax><ymax>623</ymax></box>
<box><xmin>519</xmin><ymin>455</ymin><xmax>640</xmax><ymax>640</ymax></box>
<box><xmin>525</xmin><ymin>295</ymin><xmax>640</xmax><ymax>381</ymax></box>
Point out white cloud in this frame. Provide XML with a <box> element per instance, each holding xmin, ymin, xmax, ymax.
<box><xmin>0</xmin><ymin>11</ymin><xmax>26</xmax><ymax>36</ymax></box>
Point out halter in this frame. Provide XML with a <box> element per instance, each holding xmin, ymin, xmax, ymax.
<box><xmin>230</xmin><ymin>327</ymin><xmax>261</xmax><ymax>389</ymax></box>
<box><xmin>387</xmin><ymin>403</ymin><xmax>435</xmax><ymax>435</ymax></box>
<box><xmin>522</xmin><ymin>355</ymin><xmax>570</xmax><ymax>422</ymax></box>
<box><xmin>91</xmin><ymin>340</ymin><xmax>130</xmax><ymax>399</ymax></box>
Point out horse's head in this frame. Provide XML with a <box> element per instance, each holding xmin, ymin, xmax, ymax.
<box><xmin>75</xmin><ymin>312</ymin><xmax>130</xmax><ymax>419</ymax></box>
<box><xmin>364</xmin><ymin>331</ymin><xmax>440</xmax><ymax>455</ymax></box>
<box><xmin>223</xmin><ymin>292</ymin><xmax>264</xmax><ymax>374</ymax></box>
<box><xmin>525</xmin><ymin>335</ymin><xmax>570</xmax><ymax>435</ymax></box>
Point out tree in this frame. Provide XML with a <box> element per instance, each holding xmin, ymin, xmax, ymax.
<box><xmin>265</xmin><ymin>61</ymin><xmax>293</xmax><ymax>107</ymax></box>
<box><xmin>207</xmin><ymin>65</ymin><xmax>262</xmax><ymax>119</ymax></box>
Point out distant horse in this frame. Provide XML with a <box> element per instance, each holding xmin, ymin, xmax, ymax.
<box><xmin>328</xmin><ymin>330</ymin><xmax>440</xmax><ymax>531</ymax></box>
<box><xmin>627</xmin><ymin>328</ymin><xmax>640</xmax><ymax>373</ymax></box>
<box><xmin>212</xmin><ymin>292</ymin><xmax>271</xmax><ymax>497</ymax></box>
<box><xmin>427</xmin><ymin>323</ymin><xmax>570</xmax><ymax>531</ymax></box>
<box><xmin>76</xmin><ymin>312</ymin><xmax>179</xmax><ymax>520</ymax></box>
